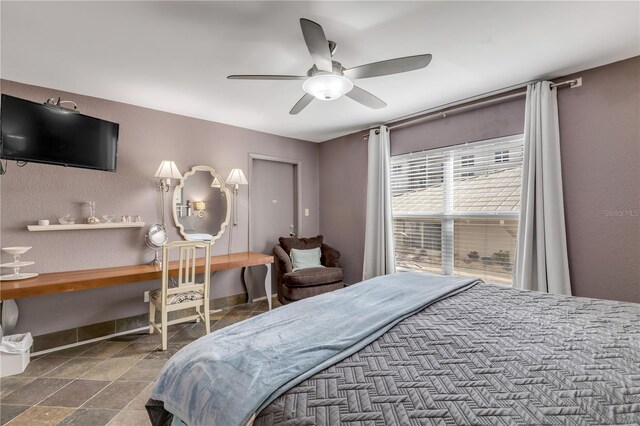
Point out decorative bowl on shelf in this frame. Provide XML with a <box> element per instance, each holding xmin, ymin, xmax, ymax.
<box><xmin>1</xmin><ymin>247</ymin><xmax>32</xmax><ymax>256</ymax></box>
<box><xmin>58</xmin><ymin>215</ymin><xmax>77</xmax><ymax>225</ymax></box>
<box><xmin>102</xmin><ymin>215</ymin><xmax>116</xmax><ymax>223</ymax></box>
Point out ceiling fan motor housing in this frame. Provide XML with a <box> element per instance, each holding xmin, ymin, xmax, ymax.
<box><xmin>307</xmin><ymin>61</ymin><xmax>346</xmax><ymax>77</ymax></box>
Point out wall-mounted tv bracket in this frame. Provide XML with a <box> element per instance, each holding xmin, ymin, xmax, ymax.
<box><xmin>44</xmin><ymin>97</ymin><xmax>79</xmax><ymax>112</ymax></box>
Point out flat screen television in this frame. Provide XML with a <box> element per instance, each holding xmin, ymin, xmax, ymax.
<box><xmin>0</xmin><ymin>94</ymin><xmax>119</xmax><ymax>171</ymax></box>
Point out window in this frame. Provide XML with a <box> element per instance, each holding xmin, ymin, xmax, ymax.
<box><xmin>391</xmin><ymin>165</ymin><xmax>403</xmax><ymax>193</ymax></box>
<box><xmin>495</xmin><ymin>150</ymin><xmax>510</xmax><ymax>163</ymax></box>
<box><xmin>427</xmin><ymin>156</ymin><xmax>444</xmax><ymax>185</ymax></box>
<box><xmin>461</xmin><ymin>155</ymin><xmax>475</xmax><ymax>177</ymax></box>
<box><xmin>408</xmin><ymin>159</ymin><xmax>427</xmax><ymax>190</ymax></box>
<box><xmin>391</xmin><ymin>155</ymin><xmax>443</xmax><ymax>194</ymax></box>
<box><xmin>391</xmin><ymin>135</ymin><xmax>524</xmax><ymax>285</ymax></box>
<box><xmin>394</xmin><ymin>219</ymin><xmax>442</xmax><ymax>272</ymax></box>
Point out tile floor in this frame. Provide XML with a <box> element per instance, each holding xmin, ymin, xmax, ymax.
<box><xmin>0</xmin><ymin>298</ymin><xmax>280</xmax><ymax>425</ymax></box>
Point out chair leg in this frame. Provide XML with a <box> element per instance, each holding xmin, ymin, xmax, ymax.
<box><xmin>203</xmin><ymin>299</ymin><xmax>211</xmax><ymax>335</ymax></box>
<box><xmin>161</xmin><ymin>307</ymin><xmax>168</xmax><ymax>351</ymax></box>
<box><xmin>149</xmin><ymin>302</ymin><xmax>155</xmax><ymax>334</ymax></box>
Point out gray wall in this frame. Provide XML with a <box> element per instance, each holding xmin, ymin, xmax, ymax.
<box><xmin>319</xmin><ymin>57</ymin><xmax>640</xmax><ymax>303</ymax></box>
<box><xmin>1</xmin><ymin>79</ymin><xmax>319</xmax><ymax>335</ymax></box>
<box><xmin>2</xmin><ymin>56</ymin><xmax>638</xmax><ymax>337</ymax></box>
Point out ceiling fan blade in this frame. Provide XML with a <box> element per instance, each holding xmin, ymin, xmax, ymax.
<box><xmin>227</xmin><ymin>75</ymin><xmax>308</xmax><ymax>80</ymax></box>
<box><xmin>289</xmin><ymin>93</ymin><xmax>315</xmax><ymax>115</ymax></box>
<box><xmin>300</xmin><ymin>18</ymin><xmax>333</xmax><ymax>72</ymax></box>
<box><xmin>343</xmin><ymin>54</ymin><xmax>432</xmax><ymax>79</ymax></box>
<box><xmin>345</xmin><ymin>86</ymin><xmax>387</xmax><ymax>109</ymax></box>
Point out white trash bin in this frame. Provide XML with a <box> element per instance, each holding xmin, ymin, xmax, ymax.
<box><xmin>0</xmin><ymin>332</ymin><xmax>33</xmax><ymax>377</ymax></box>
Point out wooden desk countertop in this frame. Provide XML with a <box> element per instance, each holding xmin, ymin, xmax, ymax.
<box><xmin>0</xmin><ymin>251</ymin><xmax>274</xmax><ymax>301</ymax></box>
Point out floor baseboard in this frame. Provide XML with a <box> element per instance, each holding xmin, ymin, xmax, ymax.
<box><xmin>31</xmin><ymin>292</ymin><xmax>251</xmax><ymax>353</ymax></box>
<box><xmin>31</xmin><ymin>326</ymin><xmax>150</xmax><ymax>357</ymax></box>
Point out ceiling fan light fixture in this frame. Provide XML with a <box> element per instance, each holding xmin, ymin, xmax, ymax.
<box><xmin>302</xmin><ymin>74</ymin><xmax>353</xmax><ymax>101</ymax></box>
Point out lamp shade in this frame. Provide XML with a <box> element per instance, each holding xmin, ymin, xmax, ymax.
<box><xmin>194</xmin><ymin>201</ymin><xmax>206</xmax><ymax>211</ymax></box>
<box><xmin>154</xmin><ymin>161</ymin><xmax>182</xmax><ymax>180</ymax></box>
<box><xmin>226</xmin><ymin>168</ymin><xmax>248</xmax><ymax>186</ymax></box>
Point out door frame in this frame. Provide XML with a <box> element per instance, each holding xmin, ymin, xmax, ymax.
<box><xmin>248</xmin><ymin>153</ymin><xmax>303</xmax><ymax>252</ymax></box>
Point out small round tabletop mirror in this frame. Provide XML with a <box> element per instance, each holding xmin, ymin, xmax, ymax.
<box><xmin>146</xmin><ymin>224</ymin><xmax>168</xmax><ymax>265</ymax></box>
<box><xmin>172</xmin><ymin>165</ymin><xmax>230</xmax><ymax>244</ymax></box>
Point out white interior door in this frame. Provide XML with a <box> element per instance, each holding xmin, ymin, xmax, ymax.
<box><xmin>250</xmin><ymin>159</ymin><xmax>296</xmax><ymax>298</ymax></box>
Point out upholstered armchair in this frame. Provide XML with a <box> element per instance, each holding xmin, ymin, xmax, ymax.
<box><xmin>273</xmin><ymin>235</ymin><xmax>344</xmax><ymax>305</ymax></box>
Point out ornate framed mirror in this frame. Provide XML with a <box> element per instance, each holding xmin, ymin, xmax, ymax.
<box><xmin>172</xmin><ymin>165</ymin><xmax>231</xmax><ymax>244</ymax></box>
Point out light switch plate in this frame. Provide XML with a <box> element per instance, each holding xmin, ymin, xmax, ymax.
<box><xmin>304</xmin><ymin>208</ymin><xmax>309</xmax><ymax>216</ymax></box>
<box><xmin>144</xmin><ymin>291</ymin><xmax>150</xmax><ymax>303</ymax></box>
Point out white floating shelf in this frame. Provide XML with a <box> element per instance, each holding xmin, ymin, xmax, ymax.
<box><xmin>27</xmin><ymin>222</ymin><xmax>146</xmax><ymax>232</ymax></box>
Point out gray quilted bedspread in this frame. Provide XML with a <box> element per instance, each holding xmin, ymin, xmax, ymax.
<box><xmin>254</xmin><ymin>284</ymin><xmax>640</xmax><ymax>425</ymax></box>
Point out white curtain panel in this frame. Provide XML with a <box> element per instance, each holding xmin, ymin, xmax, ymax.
<box><xmin>514</xmin><ymin>81</ymin><xmax>572</xmax><ymax>295</ymax></box>
<box><xmin>363</xmin><ymin>126</ymin><xmax>396</xmax><ymax>280</ymax></box>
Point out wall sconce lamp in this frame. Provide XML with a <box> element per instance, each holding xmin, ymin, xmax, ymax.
<box><xmin>154</xmin><ymin>160</ymin><xmax>182</xmax><ymax>226</ymax></box>
<box><xmin>193</xmin><ymin>201</ymin><xmax>206</xmax><ymax>218</ymax></box>
<box><xmin>210</xmin><ymin>177</ymin><xmax>222</xmax><ymax>188</ymax></box>
<box><xmin>225</xmin><ymin>168</ymin><xmax>247</xmax><ymax>255</ymax></box>
<box><xmin>226</xmin><ymin>168</ymin><xmax>248</xmax><ymax>227</ymax></box>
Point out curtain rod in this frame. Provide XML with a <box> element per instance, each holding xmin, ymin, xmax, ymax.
<box><xmin>363</xmin><ymin>77</ymin><xmax>582</xmax><ymax>139</ymax></box>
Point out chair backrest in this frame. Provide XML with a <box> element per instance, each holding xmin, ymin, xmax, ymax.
<box><xmin>161</xmin><ymin>240</ymin><xmax>211</xmax><ymax>304</ymax></box>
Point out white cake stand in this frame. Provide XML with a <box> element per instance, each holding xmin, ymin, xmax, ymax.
<box><xmin>0</xmin><ymin>247</ymin><xmax>38</xmax><ymax>281</ymax></box>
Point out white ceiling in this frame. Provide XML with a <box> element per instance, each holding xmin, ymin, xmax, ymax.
<box><xmin>2</xmin><ymin>1</ymin><xmax>638</xmax><ymax>142</ymax></box>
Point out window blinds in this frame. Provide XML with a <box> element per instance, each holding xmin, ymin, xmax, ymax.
<box><xmin>391</xmin><ymin>135</ymin><xmax>524</xmax><ymax>284</ymax></box>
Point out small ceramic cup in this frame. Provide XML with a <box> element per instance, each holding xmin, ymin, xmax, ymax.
<box><xmin>38</xmin><ymin>219</ymin><xmax>50</xmax><ymax>226</ymax></box>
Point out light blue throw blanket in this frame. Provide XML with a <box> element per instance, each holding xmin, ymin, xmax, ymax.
<box><xmin>151</xmin><ymin>272</ymin><xmax>479</xmax><ymax>426</ymax></box>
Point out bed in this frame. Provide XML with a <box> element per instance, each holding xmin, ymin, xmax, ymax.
<box><xmin>147</xmin><ymin>272</ymin><xmax>640</xmax><ymax>425</ymax></box>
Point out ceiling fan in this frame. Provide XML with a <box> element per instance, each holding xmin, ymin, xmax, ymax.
<box><xmin>228</xmin><ymin>18</ymin><xmax>432</xmax><ymax>115</ymax></box>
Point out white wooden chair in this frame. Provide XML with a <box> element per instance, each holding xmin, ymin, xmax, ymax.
<box><xmin>149</xmin><ymin>240</ymin><xmax>211</xmax><ymax>350</ymax></box>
